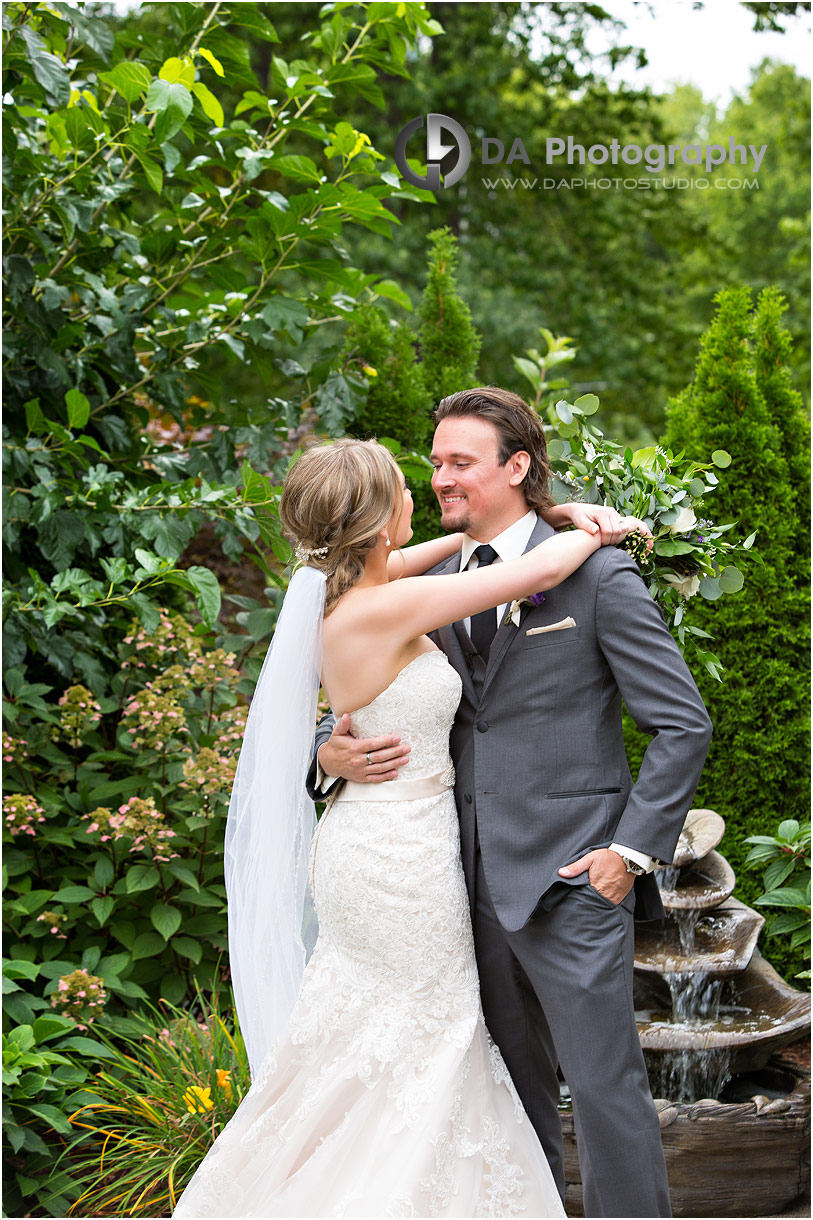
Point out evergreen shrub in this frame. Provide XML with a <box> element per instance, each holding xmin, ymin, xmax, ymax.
<box><xmin>662</xmin><ymin>286</ymin><xmax>810</xmax><ymax>982</ymax></box>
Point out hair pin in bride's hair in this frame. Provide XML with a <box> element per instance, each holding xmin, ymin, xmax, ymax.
<box><xmin>294</xmin><ymin>542</ymin><xmax>329</xmax><ymax>564</ymax></box>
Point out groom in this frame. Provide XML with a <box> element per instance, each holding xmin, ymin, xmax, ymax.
<box><xmin>312</xmin><ymin>387</ymin><xmax>712</xmax><ymax>1217</ymax></box>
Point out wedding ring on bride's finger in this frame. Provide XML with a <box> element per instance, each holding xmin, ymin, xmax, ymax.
<box><xmin>366</xmin><ymin>752</ymin><xmax>372</xmax><ymax>766</ymax></box>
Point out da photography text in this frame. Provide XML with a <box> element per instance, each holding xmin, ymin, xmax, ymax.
<box><xmin>394</xmin><ymin>114</ymin><xmax>768</xmax><ymax>189</ymax></box>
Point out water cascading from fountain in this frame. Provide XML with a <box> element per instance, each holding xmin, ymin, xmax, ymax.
<box><xmin>650</xmin><ymin>857</ymin><xmax>733</xmax><ymax>1099</ymax></box>
<box><xmin>655</xmin><ymin>970</ymin><xmax>731</xmax><ymax>1100</ymax></box>
<box><xmin>635</xmin><ymin>809</ymin><xmax>809</xmax><ymax>1103</ymax></box>
<box><xmin>561</xmin><ymin>809</ymin><xmax>810</xmax><ymax>1217</ymax></box>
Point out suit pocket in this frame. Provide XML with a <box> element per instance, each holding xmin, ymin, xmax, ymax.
<box><xmin>523</xmin><ymin>626</ymin><xmax>581</xmax><ymax>648</ymax></box>
<box><xmin>586</xmin><ymin>881</ymin><xmax>636</xmax><ymax>912</ymax></box>
<box><xmin>546</xmin><ymin>787</ymin><xmax>622</xmax><ymax>799</ymax></box>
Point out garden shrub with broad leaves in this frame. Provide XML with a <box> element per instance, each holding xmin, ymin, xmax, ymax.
<box><xmin>2</xmin><ymin>1</ymin><xmax>442</xmax><ymax>1212</ymax></box>
<box><xmin>744</xmin><ymin>819</ymin><xmax>811</xmax><ymax>977</ymax></box>
<box><xmin>3</xmin><ymin>608</ymin><xmax>256</xmax><ymax>1216</ymax></box>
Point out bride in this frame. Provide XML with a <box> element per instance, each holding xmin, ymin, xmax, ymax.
<box><xmin>173</xmin><ymin>438</ymin><xmax>645</xmax><ymax>1218</ymax></box>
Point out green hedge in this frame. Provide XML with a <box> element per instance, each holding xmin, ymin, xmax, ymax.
<box><xmin>662</xmin><ymin>286</ymin><xmax>810</xmax><ymax>981</ymax></box>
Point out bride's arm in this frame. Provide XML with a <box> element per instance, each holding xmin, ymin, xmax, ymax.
<box><xmin>365</xmin><ymin>517</ymin><xmax>648</xmax><ymax>643</ymax></box>
<box><xmin>387</xmin><ymin>533</ymin><xmax>464</xmax><ymax>581</ymax></box>
<box><xmin>386</xmin><ymin>506</ymin><xmax>651</xmax><ymax>582</ymax></box>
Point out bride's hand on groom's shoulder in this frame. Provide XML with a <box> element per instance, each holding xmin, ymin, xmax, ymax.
<box><xmin>318</xmin><ymin>714</ymin><xmax>411</xmax><ymax>783</ymax></box>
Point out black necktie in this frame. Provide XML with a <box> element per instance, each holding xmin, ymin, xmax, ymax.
<box><xmin>470</xmin><ymin>544</ymin><xmax>498</xmax><ymax>658</ymax></box>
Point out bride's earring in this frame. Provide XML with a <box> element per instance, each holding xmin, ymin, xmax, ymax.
<box><xmin>385</xmin><ymin>535</ymin><xmax>391</xmax><ymax>547</ymax></box>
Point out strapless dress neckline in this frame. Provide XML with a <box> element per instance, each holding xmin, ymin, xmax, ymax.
<box><xmin>344</xmin><ymin>649</ymin><xmax>446</xmax><ymax>717</ymax></box>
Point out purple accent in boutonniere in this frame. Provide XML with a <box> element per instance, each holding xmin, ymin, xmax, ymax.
<box><xmin>528</xmin><ymin>592</ymin><xmax>546</xmax><ymax>606</ymax></box>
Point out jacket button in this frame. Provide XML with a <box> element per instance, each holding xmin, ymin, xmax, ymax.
<box><xmin>476</xmin><ymin>721</ymin><xmax>489</xmax><ymax>733</ymax></box>
<box><xmin>464</xmin><ymin>793</ymin><xmax>472</xmax><ymax>804</ymax></box>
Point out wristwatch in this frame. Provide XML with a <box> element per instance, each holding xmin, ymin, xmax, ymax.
<box><xmin>620</xmin><ymin>855</ymin><xmax>646</xmax><ymax>875</ymax></box>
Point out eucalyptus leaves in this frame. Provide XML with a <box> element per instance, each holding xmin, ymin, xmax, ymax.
<box><xmin>545</xmin><ymin>393</ymin><xmax>754</xmax><ymax>680</ymax></box>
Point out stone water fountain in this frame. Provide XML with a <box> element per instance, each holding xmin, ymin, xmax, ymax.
<box><xmin>561</xmin><ymin>809</ymin><xmax>810</xmax><ymax>1217</ymax></box>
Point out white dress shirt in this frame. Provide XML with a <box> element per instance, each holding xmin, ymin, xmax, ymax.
<box><xmin>459</xmin><ymin>510</ymin><xmax>537</xmax><ymax>634</ymax></box>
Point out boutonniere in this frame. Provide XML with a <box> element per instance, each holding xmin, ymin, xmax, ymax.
<box><xmin>506</xmin><ymin>591</ymin><xmax>546</xmax><ymax>627</ymax></box>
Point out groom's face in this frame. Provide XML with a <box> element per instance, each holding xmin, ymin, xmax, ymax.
<box><xmin>430</xmin><ymin>416</ymin><xmax>527</xmax><ymax>540</ymax></box>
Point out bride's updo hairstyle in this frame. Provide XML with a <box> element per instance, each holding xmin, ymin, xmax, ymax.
<box><xmin>280</xmin><ymin>438</ymin><xmax>403</xmax><ymax>613</ymax></box>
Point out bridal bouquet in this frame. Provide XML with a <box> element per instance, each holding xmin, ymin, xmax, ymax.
<box><xmin>545</xmin><ymin>394</ymin><xmax>756</xmax><ymax>680</ymax></box>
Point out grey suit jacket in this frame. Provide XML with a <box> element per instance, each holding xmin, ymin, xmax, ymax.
<box><xmin>310</xmin><ymin>516</ymin><xmax>712</xmax><ymax>930</ymax></box>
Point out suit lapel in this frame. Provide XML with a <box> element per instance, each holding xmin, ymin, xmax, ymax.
<box><xmin>481</xmin><ymin>515</ymin><xmax>555</xmax><ymax>700</ymax></box>
<box><xmin>430</xmin><ymin>554</ymin><xmax>479</xmax><ymax>706</ymax></box>
<box><xmin>435</xmin><ymin>620</ymin><xmax>478</xmax><ymax>707</ymax></box>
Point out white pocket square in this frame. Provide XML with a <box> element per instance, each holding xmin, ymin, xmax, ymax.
<box><xmin>526</xmin><ymin>617</ymin><xmax>576</xmax><ymax>636</ymax></box>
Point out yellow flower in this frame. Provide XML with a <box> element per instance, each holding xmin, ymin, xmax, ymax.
<box><xmin>216</xmin><ymin>1069</ymin><xmax>232</xmax><ymax>1100</ymax></box>
<box><xmin>350</xmin><ymin>130</ymin><xmax>371</xmax><ymax>158</ymax></box>
<box><xmin>184</xmin><ymin>1086</ymin><xmax>213</xmax><ymax>1113</ymax></box>
<box><xmin>362</xmin><ymin>364</ymin><xmax>378</xmax><ymax>377</ymax></box>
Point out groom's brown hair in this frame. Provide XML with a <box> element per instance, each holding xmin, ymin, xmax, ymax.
<box><xmin>434</xmin><ymin>387</ymin><xmax>554</xmax><ymax>513</ymax></box>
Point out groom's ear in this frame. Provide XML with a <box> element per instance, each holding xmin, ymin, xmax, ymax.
<box><xmin>506</xmin><ymin>450</ymin><xmax>531</xmax><ymax>486</ymax></box>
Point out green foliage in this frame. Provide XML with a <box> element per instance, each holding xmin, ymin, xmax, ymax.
<box><xmin>56</xmin><ymin>987</ymin><xmax>249</xmax><ymax>1216</ymax></box>
<box><xmin>417</xmin><ymin>226</ymin><xmax>482</xmax><ymax>406</ymax></box>
<box><xmin>337</xmin><ymin>227</ymin><xmax>485</xmax><ymax>543</ymax></box>
<box><xmin>661</xmin><ymin>62</ymin><xmax>811</xmax><ymax>396</ymax></box>
<box><xmin>511</xmin><ymin>328</ymin><xmax>576</xmax><ymax>415</ymax></box>
<box><xmin>410</xmin><ymin>226</ymin><xmax>483</xmax><ymax>540</ymax></box>
<box><xmin>3</xmin><ymin>5</ymin><xmax>443</xmax><ymax>1203</ymax></box>
<box><xmin>4</xmin><ymin>610</ymin><xmax>254</xmax><ymax>1022</ymax></box>
<box><xmin>516</xmin><ymin>373</ymin><xmax>755</xmax><ymax>678</ymax></box>
<box><xmin>3</xmin><ymin>609</ymin><xmax>265</xmax><ymax>1213</ymax></box>
<box><xmin>663</xmin><ymin>286</ymin><xmax>810</xmax><ymax>982</ymax></box>
<box><xmin>326</xmin><ymin>4</ymin><xmax>809</xmax><ymax>440</ymax></box>
<box><xmin>1</xmin><ymin>1001</ymin><xmax>94</xmax><ymax>1217</ymax></box>
<box><xmin>3</xmin><ymin>0</ymin><xmax>437</xmax><ymax>689</ymax></box>
<box><xmin>330</xmin><ymin>3</ymin><xmax>707</xmax><ymax>437</ymax></box>
<box><xmin>340</xmin><ymin>304</ymin><xmax>432</xmax><ymax>446</ymax></box>
<box><xmin>744</xmin><ymin>820</ymin><xmax>811</xmax><ymax>973</ymax></box>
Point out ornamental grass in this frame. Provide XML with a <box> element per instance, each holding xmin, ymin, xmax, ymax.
<box><xmin>58</xmin><ymin>987</ymin><xmax>249</xmax><ymax>1217</ymax></box>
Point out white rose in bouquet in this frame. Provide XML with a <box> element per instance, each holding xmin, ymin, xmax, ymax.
<box><xmin>669</xmin><ymin>505</ymin><xmax>697</xmax><ymax>534</ymax></box>
<box><xmin>663</xmin><ymin>572</ymin><xmax>702</xmax><ymax>600</ymax></box>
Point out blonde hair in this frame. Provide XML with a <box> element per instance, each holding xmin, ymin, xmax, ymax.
<box><xmin>279</xmin><ymin>439</ymin><xmax>403</xmax><ymax>613</ymax></box>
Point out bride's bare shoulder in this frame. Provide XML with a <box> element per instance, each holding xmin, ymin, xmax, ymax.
<box><xmin>322</xmin><ymin>583</ymin><xmax>388</xmax><ymax>641</ymax></box>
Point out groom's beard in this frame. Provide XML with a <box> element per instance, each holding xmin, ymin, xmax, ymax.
<box><xmin>439</xmin><ymin>503</ymin><xmax>473</xmax><ymax>535</ymax></box>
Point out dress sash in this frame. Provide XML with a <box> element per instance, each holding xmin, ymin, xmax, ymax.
<box><xmin>335</xmin><ymin>763</ymin><xmax>455</xmax><ymax>803</ymax></box>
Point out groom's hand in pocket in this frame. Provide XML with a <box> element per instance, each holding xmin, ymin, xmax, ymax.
<box><xmin>318</xmin><ymin>714</ymin><xmax>411</xmax><ymax>783</ymax></box>
<box><xmin>558</xmin><ymin>848</ymin><xmax>635</xmax><ymax>905</ymax></box>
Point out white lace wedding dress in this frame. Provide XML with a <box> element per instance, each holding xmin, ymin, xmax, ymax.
<box><xmin>174</xmin><ymin>651</ymin><xmax>564</xmax><ymax>1218</ymax></box>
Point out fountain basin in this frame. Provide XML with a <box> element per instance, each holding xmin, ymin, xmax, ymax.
<box><xmin>672</xmin><ymin>808</ymin><xmax>725</xmax><ymax>868</ymax></box>
<box><xmin>635</xmin><ymin>897</ymin><xmax>765</xmax><ymax>974</ymax></box>
<box><xmin>658</xmin><ymin>849</ymin><xmax>736</xmax><ymax>910</ymax></box>
<box><xmin>636</xmin><ymin>954</ymin><xmax>811</xmax><ymax>1073</ymax></box>
<box><xmin>560</xmin><ymin>1057</ymin><xmax>810</xmax><ymax>1217</ymax></box>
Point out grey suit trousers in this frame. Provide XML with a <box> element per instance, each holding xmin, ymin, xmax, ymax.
<box><xmin>472</xmin><ymin>842</ymin><xmax>671</xmax><ymax>1218</ymax></box>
